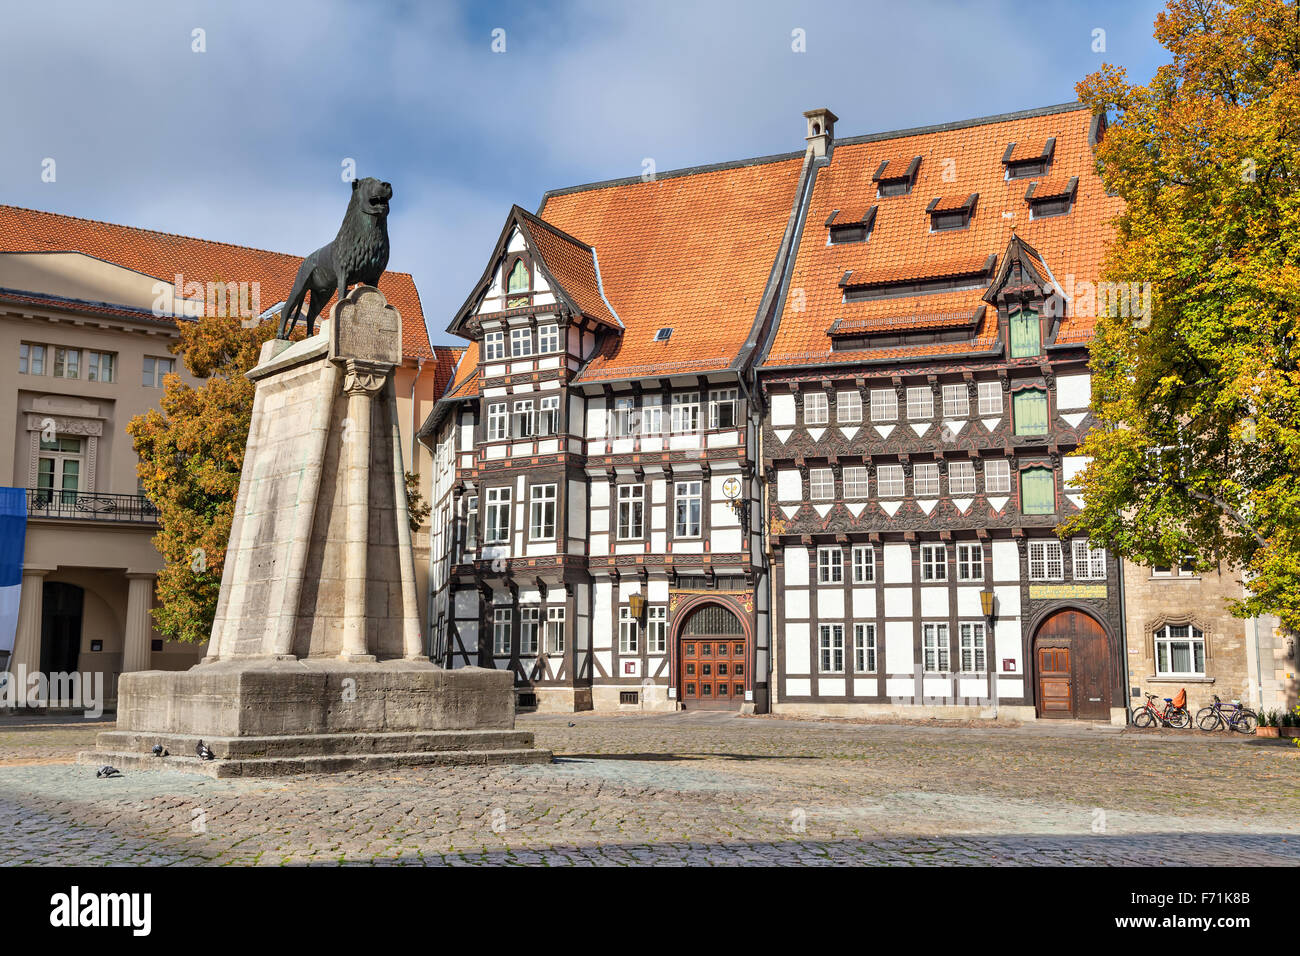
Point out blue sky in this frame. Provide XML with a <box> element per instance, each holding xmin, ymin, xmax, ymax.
<box><xmin>0</xmin><ymin>0</ymin><xmax>1170</xmax><ymax>345</ymax></box>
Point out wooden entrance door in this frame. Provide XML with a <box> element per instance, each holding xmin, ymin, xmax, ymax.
<box><xmin>679</xmin><ymin>604</ymin><xmax>746</xmax><ymax>710</ymax></box>
<box><xmin>1034</xmin><ymin>609</ymin><xmax>1111</xmax><ymax>719</ymax></box>
<box><xmin>1036</xmin><ymin>646</ymin><xmax>1073</xmax><ymax>717</ymax></box>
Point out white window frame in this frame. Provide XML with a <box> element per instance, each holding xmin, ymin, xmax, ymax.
<box><xmin>520</xmin><ymin>607</ymin><xmax>541</xmax><ymax>655</ymax></box>
<box><xmin>485</xmin><ymin>487</ymin><xmax>511</xmax><ymax>544</ymax></box>
<box><xmin>618</xmin><ymin>606</ymin><xmax>639</xmax><ymax>654</ymax></box>
<box><xmin>674</xmin><ymin>480</ymin><xmax>702</xmax><ymax>537</ymax></box>
<box><xmin>809</xmin><ymin>468</ymin><xmax>834</xmax><ymax>501</ymax></box>
<box><xmin>817</xmin><ymin>546</ymin><xmax>843</xmax><ymax>584</ymax></box>
<box><xmin>914</xmin><ymin>462</ymin><xmax>940</xmax><ymax>498</ymax></box>
<box><xmin>877</xmin><ymin>464</ymin><xmax>904</xmax><ymax>498</ymax></box>
<box><xmin>985</xmin><ymin>459</ymin><xmax>1011</xmax><ymax>494</ymax></box>
<box><xmin>854</xmin><ymin>623</ymin><xmax>877</xmax><ymax>673</ymax></box>
<box><xmin>836</xmin><ymin>390</ymin><xmax>862</xmax><ymax>424</ymax></box>
<box><xmin>851</xmin><ymin>545</ymin><xmax>875</xmax><ymax>583</ymax></box>
<box><xmin>538</xmin><ymin>395</ymin><xmax>560</xmax><ymax>436</ymax></box>
<box><xmin>843</xmin><ymin>466</ymin><xmax>868</xmax><ymax>499</ymax></box>
<box><xmin>670</xmin><ymin>392</ymin><xmax>700</xmax><ymax>433</ymax></box>
<box><xmin>463</xmin><ymin>495</ymin><xmax>479</xmax><ymax>553</ymax></box>
<box><xmin>537</xmin><ymin>324</ymin><xmax>560</xmax><ymax>354</ymax></box>
<box><xmin>143</xmin><ymin>355</ymin><xmax>175</xmax><ymax>388</ymax></box>
<box><xmin>1072</xmin><ymin>539</ymin><xmax>1107</xmax><ymax>580</ymax></box>
<box><xmin>804</xmin><ymin>392</ymin><xmax>829</xmax><ymax>426</ymax></box>
<box><xmin>529</xmin><ymin>484</ymin><xmax>557</xmax><ymax>540</ymax></box>
<box><xmin>612</xmin><ymin>397</ymin><xmax>638</xmax><ymax>438</ymax></box>
<box><xmin>616</xmin><ymin>484</ymin><xmax>645</xmax><ymax>540</ymax></box>
<box><xmin>959</xmin><ymin>622</ymin><xmax>987</xmax><ymax>673</ymax></box>
<box><xmin>484</xmin><ymin>330</ymin><xmax>505</xmax><ymax>362</ymax></box>
<box><xmin>710</xmin><ymin>388</ymin><xmax>739</xmax><ymax>430</ymax></box>
<box><xmin>512</xmin><ymin>399</ymin><xmax>535</xmax><ymax>439</ymax></box>
<box><xmin>486</xmin><ymin>402</ymin><xmax>508</xmax><ymax>441</ymax></box>
<box><xmin>956</xmin><ymin>543</ymin><xmax>983</xmax><ymax>582</ymax></box>
<box><xmin>510</xmin><ymin>326</ymin><xmax>533</xmax><ymax>358</ymax></box>
<box><xmin>647</xmin><ymin>606</ymin><xmax>667</xmax><ymax>654</ymax></box>
<box><xmin>948</xmin><ymin>460</ymin><xmax>976</xmax><ymax>496</ymax></box>
<box><xmin>923</xmin><ymin>623</ymin><xmax>950</xmax><ymax>673</ymax></box>
<box><xmin>641</xmin><ymin>398</ymin><xmax>663</xmax><ymax>436</ymax></box>
<box><xmin>906</xmin><ymin>385</ymin><xmax>933</xmax><ymax>421</ymax></box>
<box><xmin>1028</xmin><ymin>540</ymin><xmax>1064</xmax><ymax>580</ymax></box>
<box><xmin>546</xmin><ymin>606</ymin><xmax>566</xmax><ymax>654</ymax></box>
<box><xmin>492</xmin><ymin>608</ymin><xmax>512</xmax><ymax>655</ymax></box>
<box><xmin>819</xmin><ymin>623</ymin><xmax>845</xmax><ymax>674</ymax></box>
<box><xmin>942</xmin><ymin>383</ymin><xmax>970</xmax><ymax>419</ymax></box>
<box><xmin>1154</xmin><ymin>623</ymin><xmax>1206</xmax><ymax>677</ymax></box>
<box><xmin>977</xmin><ymin>380</ymin><xmax>1002</xmax><ymax>416</ymax></box>
<box><xmin>53</xmin><ymin>347</ymin><xmax>81</xmax><ymax>380</ymax></box>
<box><xmin>920</xmin><ymin>543</ymin><xmax>947</xmax><ymax>582</ymax></box>
<box><xmin>18</xmin><ymin>342</ymin><xmax>46</xmax><ymax>375</ymax></box>
<box><xmin>870</xmin><ymin>388</ymin><xmax>898</xmax><ymax>422</ymax></box>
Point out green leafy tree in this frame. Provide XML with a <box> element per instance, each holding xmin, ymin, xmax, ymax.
<box><xmin>1063</xmin><ymin>0</ymin><xmax>1300</xmax><ymax>629</ymax></box>
<box><xmin>128</xmin><ymin>310</ymin><xmax>276</xmax><ymax>643</ymax></box>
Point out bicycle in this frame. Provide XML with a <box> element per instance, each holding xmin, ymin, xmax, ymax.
<box><xmin>1131</xmin><ymin>691</ymin><xmax>1191</xmax><ymax>728</ymax></box>
<box><xmin>1195</xmin><ymin>694</ymin><xmax>1258</xmax><ymax>733</ymax></box>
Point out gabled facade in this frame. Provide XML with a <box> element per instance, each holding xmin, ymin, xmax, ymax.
<box><xmin>756</xmin><ymin>104</ymin><xmax>1130</xmax><ymax>722</ymax></box>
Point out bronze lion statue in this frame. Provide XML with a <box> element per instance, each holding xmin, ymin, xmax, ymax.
<box><xmin>276</xmin><ymin>177</ymin><xmax>393</xmax><ymax>339</ymax></box>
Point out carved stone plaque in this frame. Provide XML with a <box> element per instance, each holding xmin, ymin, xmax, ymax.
<box><xmin>330</xmin><ymin>285</ymin><xmax>401</xmax><ymax>367</ymax></box>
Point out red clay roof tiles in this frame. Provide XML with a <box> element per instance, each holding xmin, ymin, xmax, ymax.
<box><xmin>763</xmin><ymin>105</ymin><xmax>1121</xmax><ymax>367</ymax></box>
<box><xmin>0</xmin><ymin>204</ymin><xmax>434</xmax><ymax>359</ymax></box>
<box><xmin>537</xmin><ymin>156</ymin><xmax>805</xmax><ymax>383</ymax></box>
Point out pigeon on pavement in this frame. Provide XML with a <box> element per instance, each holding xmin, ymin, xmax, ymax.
<box><xmin>196</xmin><ymin>740</ymin><xmax>216</xmax><ymax>761</ymax></box>
<box><xmin>95</xmin><ymin>765</ymin><xmax>122</xmax><ymax>778</ymax></box>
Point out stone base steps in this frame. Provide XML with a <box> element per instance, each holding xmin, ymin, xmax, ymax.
<box><xmin>90</xmin><ymin>728</ymin><xmax>537</xmax><ymax>758</ymax></box>
<box><xmin>77</xmin><ymin>728</ymin><xmax>552</xmax><ymax>777</ymax></box>
<box><xmin>78</xmin><ymin>746</ymin><xmax>552</xmax><ymax>778</ymax></box>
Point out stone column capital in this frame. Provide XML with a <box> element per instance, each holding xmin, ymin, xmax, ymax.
<box><xmin>338</xmin><ymin>358</ymin><xmax>393</xmax><ymax>396</ymax></box>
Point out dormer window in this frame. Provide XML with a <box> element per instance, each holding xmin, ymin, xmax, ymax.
<box><xmin>1008</xmin><ymin>305</ymin><xmax>1043</xmax><ymax>358</ymax></box>
<box><xmin>826</xmin><ymin>205</ymin><xmax>877</xmax><ymax>245</ymax></box>
<box><xmin>1025</xmin><ymin>176</ymin><xmax>1079</xmax><ymax>219</ymax></box>
<box><xmin>872</xmin><ymin>156</ymin><xmax>920</xmax><ymax>198</ymax></box>
<box><xmin>1003</xmin><ymin>138</ymin><xmax>1056</xmax><ymax>179</ymax></box>
<box><xmin>926</xmin><ymin>194</ymin><xmax>978</xmax><ymax>232</ymax></box>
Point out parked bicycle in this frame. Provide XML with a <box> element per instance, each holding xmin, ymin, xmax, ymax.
<box><xmin>1195</xmin><ymin>694</ymin><xmax>1258</xmax><ymax>733</ymax></box>
<box><xmin>1131</xmin><ymin>689</ymin><xmax>1191</xmax><ymax>728</ymax></box>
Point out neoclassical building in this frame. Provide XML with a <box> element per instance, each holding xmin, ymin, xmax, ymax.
<box><xmin>0</xmin><ymin>204</ymin><xmax>453</xmax><ymax>704</ymax></box>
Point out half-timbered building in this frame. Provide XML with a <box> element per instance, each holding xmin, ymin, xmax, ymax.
<box><xmin>424</xmin><ymin>101</ymin><xmax>1134</xmax><ymax>720</ymax></box>
<box><xmin>756</xmin><ymin>104</ymin><xmax>1128</xmax><ymax>722</ymax></box>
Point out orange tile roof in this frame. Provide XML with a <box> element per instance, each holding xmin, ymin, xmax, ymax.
<box><xmin>518</xmin><ymin>211</ymin><xmax>620</xmax><ymax>329</ymax></box>
<box><xmin>537</xmin><ymin>156</ymin><xmax>805</xmax><ymax>383</ymax></box>
<box><xmin>427</xmin><ymin>345</ymin><xmax>465</xmax><ymax>399</ymax></box>
<box><xmin>1025</xmin><ymin>175</ymin><xmax>1077</xmax><ymax>200</ymax></box>
<box><xmin>929</xmin><ymin>193</ymin><xmax>978</xmax><ymax>213</ymax></box>
<box><xmin>445</xmin><ymin>338</ymin><xmax>480</xmax><ymax>400</ymax></box>
<box><xmin>763</xmin><ymin>104</ymin><xmax>1121</xmax><ymax>367</ymax></box>
<box><xmin>0</xmin><ymin>204</ymin><xmax>434</xmax><ymax>359</ymax></box>
<box><xmin>874</xmin><ymin>155</ymin><xmax>920</xmax><ymax>181</ymax></box>
<box><xmin>1006</xmin><ymin>138</ymin><xmax>1054</xmax><ymax>163</ymax></box>
<box><xmin>842</xmin><ymin>255</ymin><xmax>992</xmax><ymax>287</ymax></box>
<box><xmin>828</xmin><ymin>204</ymin><xmax>875</xmax><ymax>226</ymax></box>
<box><xmin>829</xmin><ymin>304</ymin><xmax>983</xmax><ymax>335</ymax></box>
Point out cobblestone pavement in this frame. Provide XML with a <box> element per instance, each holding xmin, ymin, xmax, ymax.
<box><xmin>0</xmin><ymin>711</ymin><xmax>1296</xmax><ymax>866</ymax></box>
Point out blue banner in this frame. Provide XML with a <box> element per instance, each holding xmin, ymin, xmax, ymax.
<box><xmin>0</xmin><ymin>487</ymin><xmax>27</xmax><ymax>659</ymax></box>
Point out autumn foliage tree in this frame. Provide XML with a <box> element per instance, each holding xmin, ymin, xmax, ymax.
<box><xmin>128</xmin><ymin>311</ymin><xmax>277</xmax><ymax>644</ymax></box>
<box><xmin>1063</xmin><ymin>0</ymin><xmax>1300</xmax><ymax>628</ymax></box>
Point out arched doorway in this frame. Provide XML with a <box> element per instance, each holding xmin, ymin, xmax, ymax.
<box><xmin>678</xmin><ymin>602</ymin><xmax>747</xmax><ymax>710</ymax></box>
<box><xmin>1033</xmin><ymin>608</ymin><xmax>1110</xmax><ymax>719</ymax></box>
<box><xmin>40</xmin><ymin>581</ymin><xmax>84</xmax><ymax>676</ymax></box>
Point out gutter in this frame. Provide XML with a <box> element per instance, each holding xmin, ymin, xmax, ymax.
<box><xmin>410</xmin><ymin>356</ymin><xmax>427</xmax><ymax>470</ymax></box>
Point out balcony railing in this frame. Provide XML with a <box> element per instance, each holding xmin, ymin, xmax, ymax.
<box><xmin>26</xmin><ymin>488</ymin><xmax>159</xmax><ymax>524</ymax></box>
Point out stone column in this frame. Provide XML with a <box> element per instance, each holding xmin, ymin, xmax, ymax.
<box><xmin>122</xmin><ymin>572</ymin><xmax>156</xmax><ymax>673</ymax></box>
<box><xmin>11</xmin><ymin>568</ymin><xmax>49</xmax><ymax>688</ymax></box>
<box><xmin>340</xmin><ymin>360</ymin><xmax>386</xmax><ymax>662</ymax></box>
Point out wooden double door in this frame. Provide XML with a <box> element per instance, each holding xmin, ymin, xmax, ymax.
<box><xmin>1034</xmin><ymin>609</ymin><xmax>1111</xmax><ymax>720</ymax></box>
<box><xmin>679</xmin><ymin>603</ymin><xmax>747</xmax><ymax>710</ymax></box>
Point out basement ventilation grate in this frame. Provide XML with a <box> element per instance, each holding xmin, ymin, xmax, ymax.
<box><xmin>619</xmin><ymin>691</ymin><xmax>639</xmax><ymax>705</ymax></box>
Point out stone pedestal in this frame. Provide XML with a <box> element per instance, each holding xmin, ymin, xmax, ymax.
<box><xmin>82</xmin><ymin>287</ymin><xmax>548</xmax><ymax>776</ymax></box>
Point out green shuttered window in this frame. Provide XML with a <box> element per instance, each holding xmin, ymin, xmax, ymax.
<box><xmin>1020</xmin><ymin>467</ymin><xmax>1056</xmax><ymax>514</ymax></box>
<box><xmin>1013</xmin><ymin>389</ymin><xmax>1049</xmax><ymax>436</ymax></box>
<box><xmin>1009</xmin><ymin>307</ymin><xmax>1042</xmax><ymax>358</ymax></box>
